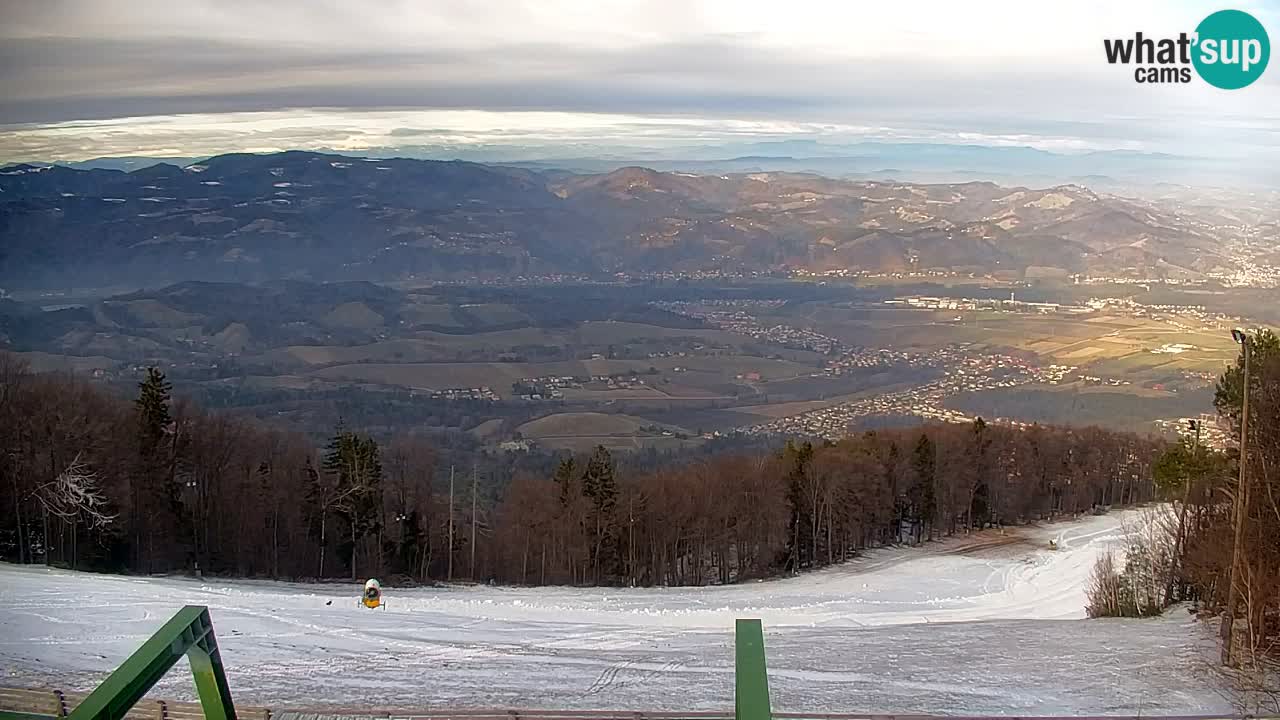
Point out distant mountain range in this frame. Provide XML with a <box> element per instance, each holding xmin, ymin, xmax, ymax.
<box><xmin>0</xmin><ymin>150</ymin><xmax>1252</xmax><ymax>291</ymax></box>
<box><xmin>478</xmin><ymin>141</ymin><xmax>1259</xmax><ymax>190</ymax></box>
<box><xmin>54</xmin><ymin>140</ymin><xmax>1279</xmax><ymax>190</ymax></box>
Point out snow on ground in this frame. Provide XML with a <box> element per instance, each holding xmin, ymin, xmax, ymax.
<box><xmin>0</xmin><ymin>510</ymin><xmax>1231</xmax><ymax>714</ymax></box>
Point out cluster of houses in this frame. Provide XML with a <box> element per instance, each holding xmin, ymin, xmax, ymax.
<box><xmin>513</xmin><ymin>373</ymin><xmax>649</xmax><ymax>400</ymax></box>
<box><xmin>426</xmin><ymin>386</ymin><xmax>499</xmax><ymax>401</ymax></box>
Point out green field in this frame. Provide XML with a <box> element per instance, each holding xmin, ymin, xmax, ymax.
<box><xmin>947</xmin><ymin>382</ymin><xmax>1214</xmax><ymax>432</ymax></box>
<box><xmin>764</xmin><ymin>303</ymin><xmax>1239</xmax><ymax>380</ymax></box>
<box><xmin>401</xmin><ymin>302</ymin><xmax>464</xmax><ymax>327</ymax></box>
<box><xmin>519</xmin><ymin>412</ymin><xmax>682</xmax><ymax>438</ymax></box>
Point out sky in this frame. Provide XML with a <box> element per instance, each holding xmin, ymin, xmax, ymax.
<box><xmin>0</xmin><ymin>0</ymin><xmax>1278</xmax><ymax>163</ymax></box>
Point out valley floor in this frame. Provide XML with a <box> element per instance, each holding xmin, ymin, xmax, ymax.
<box><xmin>0</xmin><ymin>511</ymin><xmax>1230</xmax><ymax>714</ymax></box>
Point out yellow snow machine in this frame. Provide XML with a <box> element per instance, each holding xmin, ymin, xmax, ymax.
<box><xmin>360</xmin><ymin>578</ymin><xmax>386</xmax><ymax>609</ymax></box>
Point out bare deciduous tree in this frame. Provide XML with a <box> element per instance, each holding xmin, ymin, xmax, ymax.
<box><xmin>33</xmin><ymin>453</ymin><xmax>115</xmax><ymax>528</ymax></box>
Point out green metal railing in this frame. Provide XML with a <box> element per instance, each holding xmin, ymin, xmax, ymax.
<box><xmin>8</xmin><ymin>608</ymin><xmax>1260</xmax><ymax>720</ymax></box>
<box><xmin>3</xmin><ymin>606</ymin><xmax>774</xmax><ymax>720</ymax></box>
<box><xmin>735</xmin><ymin>619</ymin><xmax>772</xmax><ymax>720</ymax></box>
<box><xmin>0</xmin><ymin>605</ymin><xmax>237</xmax><ymax>720</ymax></box>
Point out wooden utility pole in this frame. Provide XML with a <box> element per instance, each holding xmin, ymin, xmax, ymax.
<box><xmin>470</xmin><ymin>460</ymin><xmax>478</xmax><ymax>580</ymax></box>
<box><xmin>447</xmin><ymin>465</ymin><xmax>455</xmax><ymax>581</ymax></box>
<box><xmin>1223</xmin><ymin>333</ymin><xmax>1251</xmax><ymax>666</ymax></box>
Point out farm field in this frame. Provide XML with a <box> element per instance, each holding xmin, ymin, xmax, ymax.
<box><xmin>3</xmin><ymin>278</ymin><xmax>1250</xmax><ymax>444</ymax></box>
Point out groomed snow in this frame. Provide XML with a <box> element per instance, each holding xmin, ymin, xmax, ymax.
<box><xmin>0</xmin><ymin>510</ymin><xmax>1230</xmax><ymax>714</ymax></box>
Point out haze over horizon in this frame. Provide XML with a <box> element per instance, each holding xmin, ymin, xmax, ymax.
<box><xmin>1</xmin><ymin>0</ymin><xmax>1277</xmax><ymax>169</ymax></box>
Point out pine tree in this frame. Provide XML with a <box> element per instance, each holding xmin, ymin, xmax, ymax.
<box><xmin>581</xmin><ymin>446</ymin><xmax>617</xmax><ymax>510</ymax></box>
<box><xmin>967</xmin><ymin>418</ymin><xmax>992</xmax><ymax>529</ymax></box>
<box><xmin>885</xmin><ymin>441</ymin><xmax>906</xmax><ymax>541</ymax></box>
<box><xmin>553</xmin><ymin>457</ymin><xmax>578</xmax><ymax>508</ymax></box>
<box><xmin>910</xmin><ymin>433</ymin><xmax>936</xmax><ymax>543</ymax></box>
<box><xmin>135</xmin><ymin>367</ymin><xmax>172</xmax><ymax>452</ymax></box>
<box><xmin>783</xmin><ymin>440</ymin><xmax>814</xmax><ymax>571</ymax></box>
<box><xmin>132</xmin><ymin>367</ymin><xmax>179</xmax><ymax>572</ymax></box>
<box><xmin>581</xmin><ymin>445</ymin><xmax>618</xmax><ymax>582</ymax></box>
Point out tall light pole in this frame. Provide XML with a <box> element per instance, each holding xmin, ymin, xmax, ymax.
<box><xmin>1222</xmin><ymin>327</ymin><xmax>1251</xmax><ymax>665</ymax></box>
<box><xmin>470</xmin><ymin>459</ymin><xmax>478</xmax><ymax>581</ymax></box>
<box><xmin>447</xmin><ymin>465</ymin><xmax>455</xmax><ymax>582</ymax></box>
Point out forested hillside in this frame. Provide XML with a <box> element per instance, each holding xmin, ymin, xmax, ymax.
<box><xmin>0</xmin><ymin>350</ymin><xmax>1162</xmax><ymax>585</ymax></box>
<box><xmin>0</xmin><ymin>152</ymin><xmax>1239</xmax><ymax>290</ymax></box>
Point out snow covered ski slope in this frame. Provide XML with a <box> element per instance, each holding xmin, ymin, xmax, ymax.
<box><xmin>0</xmin><ymin>510</ymin><xmax>1229</xmax><ymax>714</ymax></box>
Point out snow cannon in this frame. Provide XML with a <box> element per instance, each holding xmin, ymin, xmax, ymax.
<box><xmin>361</xmin><ymin>578</ymin><xmax>385</xmax><ymax>609</ymax></box>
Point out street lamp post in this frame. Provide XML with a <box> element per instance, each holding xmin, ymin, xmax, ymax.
<box><xmin>1222</xmin><ymin>328</ymin><xmax>1251</xmax><ymax>666</ymax></box>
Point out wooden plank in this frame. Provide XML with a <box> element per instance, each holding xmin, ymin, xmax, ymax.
<box><xmin>0</xmin><ymin>692</ymin><xmax>56</xmax><ymax>705</ymax></box>
<box><xmin>0</xmin><ymin>685</ymin><xmax>1259</xmax><ymax>720</ymax></box>
<box><xmin>0</xmin><ymin>694</ymin><xmax>47</xmax><ymax>703</ymax></box>
<box><xmin>0</xmin><ymin>688</ymin><xmax>60</xmax><ymax>716</ymax></box>
<box><xmin>0</xmin><ymin>703</ymin><xmax>57</xmax><ymax>713</ymax></box>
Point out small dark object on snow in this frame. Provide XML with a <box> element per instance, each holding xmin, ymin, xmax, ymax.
<box><xmin>325</xmin><ymin>600</ymin><xmax>333</xmax><ymax>606</ymax></box>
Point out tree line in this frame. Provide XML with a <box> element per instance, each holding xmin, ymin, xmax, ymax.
<box><xmin>497</xmin><ymin>422</ymin><xmax>1161</xmax><ymax>586</ymax></box>
<box><xmin>1083</xmin><ymin>330</ymin><xmax>1278</xmax><ymax>700</ymax></box>
<box><xmin>0</xmin><ymin>350</ymin><xmax>1163</xmax><ymax>586</ymax></box>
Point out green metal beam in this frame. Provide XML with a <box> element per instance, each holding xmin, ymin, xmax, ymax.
<box><xmin>735</xmin><ymin>618</ymin><xmax>772</xmax><ymax>720</ymax></box>
<box><xmin>187</xmin><ymin>641</ymin><xmax>235</xmax><ymax>720</ymax></box>
<box><xmin>65</xmin><ymin>605</ymin><xmax>237</xmax><ymax>720</ymax></box>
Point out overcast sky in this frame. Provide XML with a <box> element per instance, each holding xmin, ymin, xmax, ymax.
<box><xmin>1</xmin><ymin>0</ymin><xmax>1277</xmax><ymax>162</ymax></box>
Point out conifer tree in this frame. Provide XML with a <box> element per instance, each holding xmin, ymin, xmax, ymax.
<box><xmin>967</xmin><ymin>417</ymin><xmax>992</xmax><ymax>529</ymax></box>
<box><xmin>783</xmin><ymin>440</ymin><xmax>814</xmax><ymax>571</ymax></box>
<box><xmin>581</xmin><ymin>445</ymin><xmax>618</xmax><ymax>582</ymax></box>
<box><xmin>553</xmin><ymin>457</ymin><xmax>577</xmax><ymax>508</ymax></box>
<box><xmin>911</xmin><ymin>433</ymin><xmax>936</xmax><ymax>542</ymax></box>
<box><xmin>132</xmin><ymin>367</ymin><xmax>178</xmax><ymax>571</ymax></box>
<box><xmin>135</xmin><ymin>367</ymin><xmax>172</xmax><ymax>452</ymax></box>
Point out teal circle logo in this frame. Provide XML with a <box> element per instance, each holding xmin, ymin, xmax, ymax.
<box><xmin>1192</xmin><ymin>9</ymin><xmax>1270</xmax><ymax>89</ymax></box>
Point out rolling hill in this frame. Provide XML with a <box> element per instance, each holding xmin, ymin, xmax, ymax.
<box><xmin>0</xmin><ymin>152</ymin><xmax>1237</xmax><ymax>290</ymax></box>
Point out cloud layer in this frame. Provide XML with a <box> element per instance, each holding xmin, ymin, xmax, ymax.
<box><xmin>1</xmin><ymin>0</ymin><xmax>1277</xmax><ymax>162</ymax></box>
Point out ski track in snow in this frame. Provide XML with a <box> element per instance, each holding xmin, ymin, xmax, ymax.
<box><xmin>0</xmin><ymin>510</ymin><xmax>1230</xmax><ymax>714</ymax></box>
